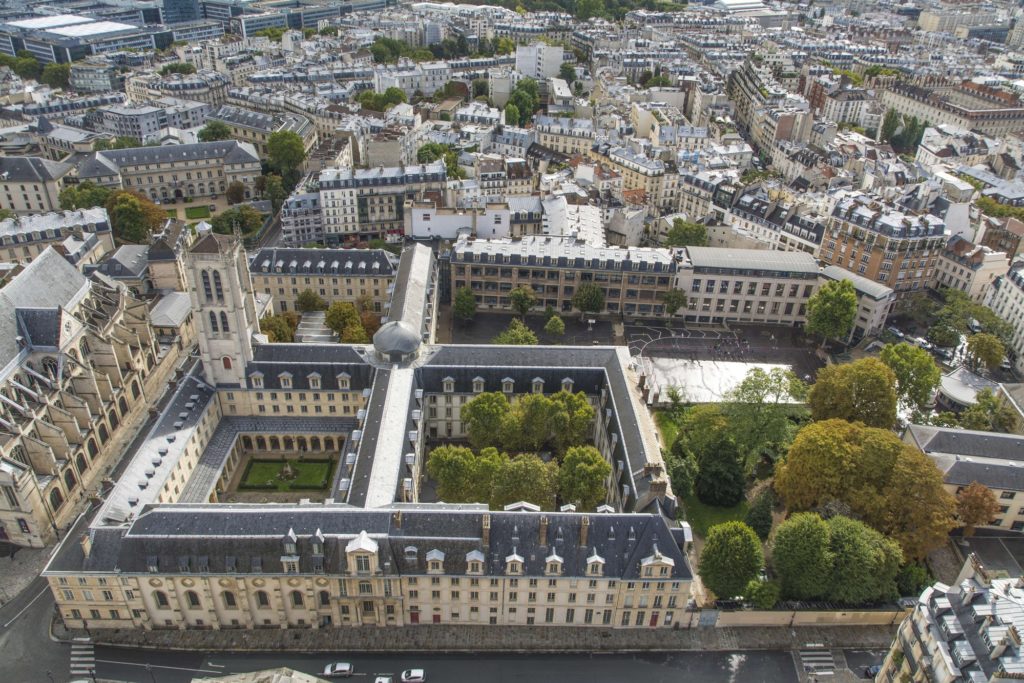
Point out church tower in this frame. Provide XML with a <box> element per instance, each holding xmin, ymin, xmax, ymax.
<box><xmin>184</xmin><ymin>232</ymin><xmax>259</xmax><ymax>386</ymax></box>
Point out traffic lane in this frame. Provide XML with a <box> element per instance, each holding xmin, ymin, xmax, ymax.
<box><xmin>843</xmin><ymin>649</ymin><xmax>886</xmax><ymax>676</ymax></box>
<box><xmin>95</xmin><ymin>648</ymin><xmax>799</xmax><ymax>683</ymax></box>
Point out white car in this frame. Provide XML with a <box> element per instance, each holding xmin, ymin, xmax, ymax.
<box><xmin>401</xmin><ymin>670</ymin><xmax>427</xmax><ymax>683</ymax></box>
<box><xmin>374</xmin><ymin>677</ymin><xmax>393</xmax><ymax>683</ymax></box>
<box><xmin>323</xmin><ymin>662</ymin><xmax>354</xmax><ymax>678</ymax></box>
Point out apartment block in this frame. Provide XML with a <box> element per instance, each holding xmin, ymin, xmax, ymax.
<box><xmin>0</xmin><ymin>208</ymin><xmax>114</xmax><ymax>267</ymax></box>
<box><xmin>0</xmin><ymin>157</ymin><xmax>74</xmax><ymax>215</ymax></box>
<box><xmin>207</xmin><ymin>104</ymin><xmax>317</xmax><ymax>159</ymax></box>
<box><xmin>988</xmin><ymin>259</ymin><xmax>1024</xmax><ymax>375</ymax></box>
<box><xmin>933</xmin><ymin>237</ymin><xmax>1009</xmax><ymax>304</ymax></box>
<box><xmin>820</xmin><ymin>265</ymin><xmax>896</xmax><ymax>343</ymax></box>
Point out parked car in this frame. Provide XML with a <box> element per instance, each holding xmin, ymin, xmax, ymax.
<box><xmin>864</xmin><ymin>664</ymin><xmax>882</xmax><ymax>678</ymax></box>
<box><xmin>401</xmin><ymin>670</ymin><xmax>426</xmax><ymax>683</ymax></box>
<box><xmin>322</xmin><ymin>662</ymin><xmax>354</xmax><ymax>678</ymax></box>
<box><xmin>910</xmin><ymin>336</ymin><xmax>933</xmax><ymax>351</ymax></box>
<box><xmin>374</xmin><ymin>677</ymin><xmax>393</xmax><ymax>683</ymax></box>
<box><xmin>886</xmin><ymin>326</ymin><xmax>904</xmax><ymax>339</ymax></box>
<box><xmin>208</xmin><ymin>204</ymin><xmax>217</xmax><ymax>212</ymax></box>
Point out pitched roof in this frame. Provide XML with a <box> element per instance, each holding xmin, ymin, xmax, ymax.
<box><xmin>0</xmin><ymin>156</ymin><xmax>73</xmax><ymax>182</ymax></box>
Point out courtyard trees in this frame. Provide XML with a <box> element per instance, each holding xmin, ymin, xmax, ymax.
<box><xmin>807</xmin><ymin>358</ymin><xmax>898</xmax><ymax>429</ymax></box>
<box><xmin>453</xmin><ymin>286</ymin><xmax>477</xmax><ymax>323</ymax></box>
<box><xmin>879</xmin><ymin>342</ymin><xmax>941</xmax><ymax>412</ymax></box>
<box><xmin>805</xmin><ymin>279</ymin><xmax>857</xmax><ymax>347</ymax></box>
<box><xmin>698</xmin><ymin>522</ymin><xmax>763</xmax><ymax>599</ymax></box>
<box><xmin>956</xmin><ymin>482</ymin><xmax>999</xmax><ymax>537</ymax></box>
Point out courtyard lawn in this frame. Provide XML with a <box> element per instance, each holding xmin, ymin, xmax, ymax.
<box><xmin>185</xmin><ymin>205</ymin><xmax>211</xmax><ymax>220</ymax></box>
<box><xmin>655</xmin><ymin>411</ymin><xmax>681</xmax><ymax>449</ymax></box>
<box><xmin>165</xmin><ymin>209</ymin><xmax>177</xmax><ymax>219</ymax></box>
<box><xmin>682</xmin><ymin>494</ymin><xmax>748</xmax><ymax>538</ymax></box>
<box><xmin>240</xmin><ymin>459</ymin><xmax>334</xmax><ymax>491</ymax></box>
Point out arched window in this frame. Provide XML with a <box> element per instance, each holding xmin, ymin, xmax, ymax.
<box><xmin>49</xmin><ymin>488</ymin><xmax>64</xmax><ymax>511</ymax></box>
<box><xmin>63</xmin><ymin>469</ymin><xmax>76</xmax><ymax>490</ymax></box>
<box><xmin>130</xmin><ymin>382</ymin><xmax>141</xmax><ymax>399</ymax></box>
<box><xmin>291</xmin><ymin>590</ymin><xmax>304</xmax><ymax>607</ymax></box>
<box><xmin>209</xmin><ymin>311</ymin><xmax>219</xmax><ymax>333</ymax></box>
<box><xmin>222</xmin><ymin>591</ymin><xmax>237</xmax><ymax>608</ymax></box>
<box><xmin>318</xmin><ymin>590</ymin><xmax>330</xmax><ymax>607</ymax></box>
<box><xmin>10</xmin><ymin>444</ymin><xmax>27</xmax><ymax>465</ymax></box>
<box><xmin>186</xmin><ymin>590</ymin><xmax>200</xmax><ymax>608</ymax></box>
<box><xmin>242</xmin><ymin>435</ymin><xmax>253</xmax><ymax>450</ymax></box>
<box><xmin>154</xmin><ymin>591</ymin><xmax>169</xmax><ymax>608</ymax></box>
<box><xmin>98</xmin><ymin>424</ymin><xmax>108</xmax><ymax>443</ymax></box>
<box><xmin>222</xmin><ymin>356</ymin><xmax>232</xmax><ymax>370</ymax></box>
<box><xmin>87</xmin><ymin>439</ymin><xmax>98</xmax><ymax>458</ymax></box>
<box><xmin>255</xmin><ymin>590</ymin><xmax>270</xmax><ymax>608</ymax></box>
<box><xmin>80</xmin><ymin>338</ymin><xmax>91</xmax><ymax>358</ymax></box>
<box><xmin>118</xmin><ymin>397</ymin><xmax>128</xmax><ymax>416</ymax></box>
<box><xmin>220</xmin><ymin>311</ymin><xmax>229</xmax><ymax>333</ymax></box>
<box><xmin>108</xmin><ymin>409</ymin><xmax>118</xmax><ymax>430</ymax></box>
<box><xmin>213</xmin><ymin>271</ymin><xmax>224</xmax><ymax>302</ymax></box>
<box><xmin>42</xmin><ymin>357</ymin><xmax>58</xmax><ymax>379</ymax></box>
<box><xmin>75</xmin><ymin>453</ymin><xmax>87</xmax><ymax>474</ymax></box>
<box><xmin>201</xmin><ymin>271</ymin><xmax>213</xmax><ymax>302</ymax></box>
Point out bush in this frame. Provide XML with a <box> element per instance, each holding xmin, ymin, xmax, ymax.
<box><xmin>745</xmin><ymin>579</ymin><xmax>781</xmax><ymax>610</ymax></box>
<box><xmin>744</xmin><ymin>488</ymin><xmax>775</xmax><ymax>541</ymax></box>
<box><xmin>896</xmin><ymin>564</ymin><xmax>931</xmax><ymax>597</ymax></box>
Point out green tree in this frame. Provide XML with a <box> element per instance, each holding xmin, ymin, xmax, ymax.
<box><xmin>159</xmin><ymin>62</ymin><xmax>196</xmax><ymax>76</ymax></box>
<box><xmin>340</xmin><ymin>322</ymin><xmax>369</xmax><ymax>343</ymax></box>
<box><xmin>453</xmin><ymin>286</ymin><xmax>477</xmax><ymax>323</ymax></box>
<box><xmin>959</xmin><ymin>388</ymin><xmax>1018</xmax><ymax>433</ymax></box>
<box><xmin>427</xmin><ymin>445</ymin><xmax>479</xmax><ymax>502</ymax></box>
<box><xmin>325</xmin><ymin>301</ymin><xmax>361</xmax><ymax>335</ymax></box>
<box><xmin>507</xmin><ymin>393</ymin><xmax>557</xmax><ymax>452</ymax></box>
<box><xmin>490</xmin><ymin>454</ymin><xmax>558</xmax><ymax>510</ymax></box>
<box><xmin>826</xmin><ymin>516</ymin><xmax>901</xmax><ymax>605</ymax></box>
<box><xmin>966</xmin><ymin>332</ymin><xmax>1005</xmax><ymax>371</ymax></box>
<box><xmin>698</xmin><ymin>522</ymin><xmax>764</xmax><ymax>599</ymax></box>
<box><xmin>745</xmin><ymin>579</ymin><xmax>780</xmax><ymax>609</ymax></box>
<box><xmin>262</xmin><ymin>174</ymin><xmax>287</xmax><ymax>213</ymax></box>
<box><xmin>664</xmin><ymin>218</ymin><xmax>708</xmax><ymax>247</ymax></box>
<box><xmin>492</xmin><ymin>318</ymin><xmax>538</xmax><ymax>345</ymax></box>
<box><xmin>879</xmin><ymin>109</ymin><xmax>900</xmax><ymax>143</ymax></box>
<box><xmin>805</xmin><ymin>279</ymin><xmax>858</xmax><ymax>346</ymax></box>
<box><xmin>558</xmin><ymin>62</ymin><xmax>576</xmax><ymax>84</ymax></box>
<box><xmin>807</xmin><ymin>358</ymin><xmax>898</xmax><ymax>429</ymax></box>
<box><xmin>571</xmin><ymin>282</ymin><xmax>605</xmax><ymax>319</ymax></box>
<box><xmin>461</xmin><ymin>392</ymin><xmax>512</xmax><ymax>451</ymax></box>
<box><xmin>210</xmin><ymin>205</ymin><xmax>264</xmax><ymax>236</ymax></box>
<box><xmin>0</xmin><ymin>208</ymin><xmax>14</xmax><ymax>221</ymax></box>
<box><xmin>416</xmin><ymin>142</ymin><xmax>448</xmax><ymax>163</ymax></box>
<box><xmin>94</xmin><ymin>136</ymin><xmax>140</xmax><ymax>151</ymax></box>
<box><xmin>927</xmin><ymin>319</ymin><xmax>961</xmax><ymax>348</ymax></box>
<box><xmin>548</xmin><ymin>390</ymin><xmax>596</xmax><ymax>454</ymax></box>
<box><xmin>544</xmin><ymin>315</ymin><xmax>565</xmax><ymax>338</ymax></box>
<box><xmin>59</xmin><ymin>181</ymin><xmax>112</xmax><ymax>210</ymax></box>
<box><xmin>724</xmin><ymin>367</ymin><xmax>808</xmax><ymax>464</ymax></box>
<box><xmin>259</xmin><ymin>313</ymin><xmax>297</xmax><ymax>342</ymax></box>
<box><xmin>267</xmin><ymin>130</ymin><xmax>306</xmax><ymax>175</ymax></box>
<box><xmin>896</xmin><ymin>564</ymin><xmax>930</xmax><ymax>596</ymax></box>
<box><xmin>295</xmin><ymin>288</ymin><xmax>327</xmax><ymax>312</ymax></box>
<box><xmin>665</xmin><ymin>441</ymin><xmax>698</xmax><ymax>499</ymax></box>
<box><xmin>11</xmin><ymin>53</ymin><xmax>40</xmax><ymax>81</ymax></box>
<box><xmin>675</xmin><ymin>404</ymin><xmax>729</xmax><ymax>461</ymax></box>
<box><xmin>694</xmin><ymin>436</ymin><xmax>746</xmax><ymax>507</ymax></box>
<box><xmin>744</xmin><ymin>488</ymin><xmax>776</xmax><ymax>541</ymax></box>
<box><xmin>880</xmin><ymin>342</ymin><xmax>941</xmax><ymax>411</ymax></box>
<box><xmin>39</xmin><ymin>62</ymin><xmax>70</xmax><ymax>90</ymax></box>
<box><xmin>198</xmin><ymin>120</ymin><xmax>232</xmax><ymax>142</ymax></box>
<box><xmin>771</xmin><ymin>513</ymin><xmax>833</xmax><ymax>600</ymax></box>
<box><xmin>957</xmin><ymin>481</ymin><xmax>999</xmax><ymax>537</ymax></box>
<box><xmin>504</xmin><ymin>103</ymin><xmax>521</xmax><ymax>128</ymax></box>
<box><xmin>225</xmin><ymin>180</ymin><xmax>245</xmax><ymax>205</ymax></box>
<box><xmin>558</xmin><ymin>446</ymin><xmax>611</xmax><ymax>511</ymax></box>
<box><xmin>509</xmin><ymin>285</ymin><xmax>538</xmax><ymax>317</ymax></box>
<box><xmin>105</xmin><ymin>190</ymin><xmax>165</xmax><ymax>243</ymax></box>
<box><xmin>660</xmin><ymin>289</ymin><xmax>687</xmax><ymax>316</ymax></box>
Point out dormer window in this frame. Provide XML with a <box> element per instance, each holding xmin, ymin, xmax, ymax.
<box><xmin>561</xmin><ymin>378</ymin><xmax>574</xmax><ymax>392</ymax></box>
<box><xmin>502</xmin><ymin>378</ymin><xmax>514</xmax><ymax>393</ymax></box>
<box><xmin>532</xmin><ymin>377</ymin><xmax>544</xmax><ymax>394</ymax></box>
<box><xmin>466</xmin><ymin>549</ymin><xmax>485</xmax><ymax>574</ymax></box>
<box><xmin>427</xmin><ymin>549</ymin><xmax>445</xmax><ymax>573</ymax></box>
<box><xmin>250</xmin><ymin>372</ymin><xmax>264</xmax><ymax>389</ymax></box>
<box><xmin>472</xmin><ymin>377</ymin><xmax>485</xmax><ymax>393</ymax></box>
<box><xmin>337</xmin><ymin>372</ymin><xmax>350</xmax><ymax>390</ymax></box>
<box><xmin>308</xmin><ymin>373</ymin><xmax>321</xmax><ymax>390</ymax></box>
<box><xmin>505</xmin><ymin>549</ymin><xmax>524</xmax><ymax>575</ymax></box>
<box><xmin>278</xmin><ymin>372</ymin><xmax>292</xmax><ymax>389</ymax></box>
<box><xmin>587</xmin><ymin>551</ymin><xmax>605</xmax><ymax>576</ymax></box>
<box><xmin>545</xmin><ymin>553</ymin><xmax>563</xmax><ymax>576</ymax></box>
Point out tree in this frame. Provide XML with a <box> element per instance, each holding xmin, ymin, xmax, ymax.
<box><xmin>492</xmin><ymin>318</ymin><xmax>537</xmax><ymax>345</ymax></box>
<box><xmin>453</xmin><ymin>286</ymin><xmax>477</xmax><ymax>323</ymax></box>
<box><xmin>880</xmin><ymin>342</ymin><xmax>941</xmax><ymax>411</ymax></box>
<box><xmin>775</xmin><ymin>420</ymin><xmax>956</xmax><ymax>559</ymax></box>
<box><xmin>745</xmin><ymin>579</ymin><xmax>780</xmax><ymax>610</ymax></box>
<box><xmin>825</xmin><ymin>516</ymin><xmax>901</xmax><ymax>605</ymax></box>
<box><xmin>509</xmin><ymin>285</ymin><xmax>537</xmax><ymax>317</ymax></box>
<box><xmin>966</xmin><ymin>332</ymin><xmax>1005</xmax><ymax>371</ymax></box>
<box><xmin>296</xmin><ymin>289</ymin><xmax>327</xmax><ymax>312</ymax></box>
<box><xmin>807</xmin><ymin>358</ymin><xmax>898</xmax><ymax>429</ymax></box>
<box><xmin>427</xmin><ymin>445</ymin><xmax>479</xmax><ymax>502</ymax></box>
<box><xmin>927</xmin><ymin>319</ymin><xmax>961</xmax><ymax>349</ymax></box>
<box><xmin>0</xmin><ymin>208</ymin><xmax>14</xmax><ymax>221</ymax></box>
<box><xmin>59</xmin><ymin>181</ymin><xmax>112</xmax><ymax>210</ymax></box>
<box><xmin>159</xmin><ymin>62</ymin><xmax>196</xmax><ymax>76</ymax></box>
<box><xmin>724</xmin><ymin>367</ymin><xmax>808</xmax><ymax>464</ymax></box>
<box><xmin>665</xmin><ymin>442</ymin><xmax>698</xmax><ymax>499</ymax></box>
<box><xmin>771</xmin><ymin>513</ymin><xmax>833</xmax><ymax>600</ymax></box>
<box><xmin>694</xmin><ymin>436</ymin><xmax>746</xmax><ymax>507</ymax></box>
<box><xmin>805</xmin><ymin>279</ymin><xmax>857</xmax><ymax>346</ymax></box>
<box><xmin>325</xmin><ymin>301</ymin><xmax>361</xmax><ymax>335</ymax></box>
<box><xmin>262</xmin><ymin>174</ymin><xmax>287</xmax><ymax>213</ymax></box>
<box><xmin>105</xmin><ymin>190</ymin><xmax>165</xmax><ymax>243</ymax></box>
<box><xmin>571</xmin><ymin>283</ymin><xmax>605</xmax><ymax>319</ymax></box>
<box><xmin>558</xmin><ymin>446</ymin><xmax>611</xmax><ymax>511</ymax></box>
<box><xmin>896</xmin><ymin>564</ymin><xmax>930</xmax><ymax>596</ymax></box>
<box><xmin>211</xmin><ymin>205</ymin><xmax>264</xmax><ymax>236</ymax></box>
<box><xmin>959</xmin><ymin>389</ymin><xmax>1017</xmax><ymax>433</ymax></box>
<box><xmin>664</xmin><ymin>218</ymin><xmax>709</xmax><ymax>248</ymax></box>
<box><xmin>558</xmin><ymin>62</ymin><xmax>576</xmax><ymax>85</ymax></box>
<box><xmin>490</xmin><ymin>454</ymin><xmax>558</xmax><ymax>510</ymax></box>
<box><xmin>260</xmin><ymin>313</ymin><xmax>297</xmax><ymax>342</ymax></box>
<box><xmin>416</xmin><ymin>142</ymin><xmax>448</xmax><ymax>163</ymax></box>
<box><xmin>698</xmin><ymin>522</ymin><xmax>764</xmax><ymax>599</ymax></box>
<box><xmin>675</xmin><ymin>404</ymin><xmax>729</xmax><ymax>461</ymax></box>
<box><xmin>39</xmin><ymin>62</ymin><xmax>70</xmax><ymax>90</ymax></box>
<box><xmin>504</xmin><ymin>103</ymin><xmax>521</xmax><ymax>128</ymax></box>
<box><xmin>957</xmin><ymin>481</ymin><xmax>1000</xmax><ymax>537</ymax></box>
<box><xmin>879</xmin><ymin>109</ymin><xmax>899</xmax><ymax>143</ymax></box>
<box><xmin>544</xmin><ymin>315</ymin><xmax>565</xmax><ymax>338</ymax></box>
<box><xmin>507</xmin><ymin>393</ymin><xmax>558</xmax><ymax>452</ymax></box>
<box><xmin>267</xmin><ymin>130</ymin><xmax>306</xmax><ymax>175</ymax></box>
<box><xmin>660</xmin><ymin>290</ymin><xmax>687</xmax><ymax>316</ymax></box>
<box><xmin>461</xmin><ymin>392</ymin><xmax>511</xmax><ymax>451</ymax></box>
<box><xmin>198</xmin><ymin>120</ymin><xmax>232</xmax><ymax>142</ymax></box>
<box><xmin>225</xmin><ymin>180</ymin><xmax>245</xmax><ymax>205</ymax></box>
<box><xmin>94</xmin><ymin>136</ymin><xmax>140</xmax><ymax>151</ymax></box>
<box><xmin>548</xmin><ymin>391</ymin><xmax>596</xmax><ymax>454</ymax></box>
<box><xmin>744</xmin><ymin>488</ymin><xmax>776</xmax><ymax>541</ymax></box>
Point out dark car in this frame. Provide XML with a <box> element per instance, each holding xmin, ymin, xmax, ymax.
<box><xmin>864</xmin><ymin>664</ymin><xmax>882</xmax><ymax>678</ymax></box>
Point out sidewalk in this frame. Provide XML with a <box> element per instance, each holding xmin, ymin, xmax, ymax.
<box><xmin>0</xmin><ymin>544</ymin><xmax>51</xmax><ymax>606</ymax></box>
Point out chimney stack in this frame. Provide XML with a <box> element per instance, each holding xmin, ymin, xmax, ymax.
<box><xmin>80</xmin><ymin>533</ymin><xmax>92</xmax><ymax>559</ymax></box>
<box><xmin>539</xmin><ymin>515</ymin><xmax>549</xmax><ymax>547</ymax></box>
<box><xmin>392</xmin><ymin>510</ymin><xmax>402</xmax><ymax>528</ymax></box>
<box><xmin>482</xmin><ymin>513</ymin><xmax>490</xmax><ymax>546</ymax></box>
<box><xmin>580</xmin><ymin>516</ymin><xmax>590</xmax><ymax>547</ymax></box>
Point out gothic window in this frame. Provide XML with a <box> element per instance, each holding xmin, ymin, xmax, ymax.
<box><xmin>213</xmin><ymin>271</ymin><xmax>224</xmax><ymax>302</ymax></box>
<box><xmin>209</xmin><ymin>311</ymin><xmax>219</xmax><ymax>333</ymax></box>
<box><xmin>220</xmin><ymin>312</ymin><xmax>229</xmax><ymax>333</ymax></box>
<box><xmin>222</xmin><ymin>357</ymin><xmax>232</xmax><ymax>370</ymax></box>
<box><xmin>201</xmin><ymin>271</ymin><xmax>213</xmax><ymax>302</ymax></box>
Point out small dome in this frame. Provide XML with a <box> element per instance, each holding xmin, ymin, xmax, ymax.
<box><xmin>373</xmin><ymin>320</ymin><xmax>421</xmax><ymax>358</ymax></box>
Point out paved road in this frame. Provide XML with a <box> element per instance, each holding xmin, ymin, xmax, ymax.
<box><xmin>93</xmin><ymin>648</ymin><xmax>800</xmax><ymax>683</ymax></box>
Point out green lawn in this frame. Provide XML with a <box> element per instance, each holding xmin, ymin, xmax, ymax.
<box><xmin>184</xmin><ymin>205</ymin><xmax>211</xmax><ymax>220</ymax></box>
<box><xmin>240</xmin><ymin>459</ymin><xmax>334</xmax><ymax>491</ymax></box>
<box><xmin>681</xmin><ymin>494</ymin><xmax>748</xmax><ymax>537</ymax></box>
<box><xmin>165</xmin><ymin>209</ymin><xmax>177</xmax><ymax>218</ymax></box>
<box><xmin>655</xmin><ymin>411</ymin><xmax>681</xmax><ymax>449</ymax></box>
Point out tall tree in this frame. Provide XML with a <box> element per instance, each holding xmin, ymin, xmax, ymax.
<box><xmin>880</xmin><ymin>445</ymin><xmax>956</xmax><ymax>560</ymax></box>
<box><xmin>325</xmin><ymin>301</ymin><xmax>362</xmax><ymax>336</ymax></box>
<box><xmin>879</xmin><ymin>342</ymin><xmax>941</xmax><ymax>411</ymax></box>
<box><xmin>805</xmin><ymin>279</ymin><xmax>858</xmax><ymax>346</ymax></box>
<box><xmin>198</xmin><ymin>120</ymin><xmax>232</xmax><ymax>142</ymax></box>
<box><xmin>771</xmin><ymin>513</ymin><xmax>833</xmax><ymax>600</ymax></box>
<box><xmin>267</xmin><ymin>130</ymin><xmax>306</xmax><ymax>175</ymax></box>
<box><xmin>453</xmin><ymin>286</ymin><xmax>477</xmax><ymax>323</ymax></box>
<box><xmin>660</xmin><ymin>290</ymin><xmax>688</xmax><ymax>316</ymax></box>
<box><xmin>807</xmin><ymin>358</ymin><xmax>898</xmax><ymax>429</ymax></box>
<box><xmin>664</xmin><ymin>218</ymin><xmax>709</xmax><ymax>247</ymax></box>
<box><xmin>966</xmin><ymin>333</ymin><xmax>1005</xmax><ymax>371</ymax></box>
<box><xmin>558</xmin><ymin>446</ymin><xmax>611</xmax><ymax>511</ymax></box>
<box><xmin>744</xmin><ymin>488</ymin><xmax>775</xmax><ymax>541</ymax></box>
<box><xmin>959</xmin><ymin>389</ymin><xmax>1018</xmax><ymax>433</ymax></box>
<box><xmin>698</xmin><ymin>522</ymin><xmax>764</xmax><ymax>599</ymax></box>
<box><xmin>548</xmin><ymin>390</ymin><xmax>596</xmax><ymax>454</ymax></box>
<box><xmin>880</xmin><ymin>109</ymin><xmax>900</xmax><ymax>143</ymax></box>
<box><xmin>825</xmin><ymin>516</ymin><xmax>901</xmax><ymax>605</ymax></box>
<box><xmin>427</xmin><ymin>445</ymin><xmax>480</xmax><ymax>502</ymax></box>
<box><xmin>723</xmin><ymin>367</ymin><xmax>808</xmax><ymax>464</ymax></box>
<box><xmin>295</xmin><ymin>289</ymin><xmax>327</xmax><ymax>312</ymax></box>
<box><xmin>957</xmin><ymin>481</ymin><xmax>999</xmax><ymax>538</ymax></box>
<box><xmin>558</xmin><ymin>62</ymin><xmax>576</xmax><ymax>85</ymax></box>
<box><xmin>490</xmin><ymin>454</ymin><xmax>558</xmax><ymax>510</ymax></box>
<box><xmin>461</xmin><ymin>392</ymin><xmax>511</xmax><ymax>450</ymax></box>
<box><xmin>59</xmin><ymin>181</ymin><xmax>112</xmax><ymax>210</ymax></box>
<box><xmin>504</xmin><ymin>103</ymin><xmax>521</xmax><ymax>128</ymax></box>
<box><xmin>694</xmin><ymin>436</ymin><xmax>746</xmax><ymax>507</ymax></box>
<box><xmin>39</xmin><ymin>62</ymin><xmax>70</xmax><ymax>90</ymax></box>
<box><xmin>104</xmin><ymin>190</ymin><xmax>165</xmax><ymax>243</ymax></box>
<box><xmin>675</xmin><ymin>404</ymin><xmax>729</xmax><ymax>461</ymax></box>
<box><xmin>509</xmin><ymin>285</ymin><xmax>537</xmax><ymax>317</ymax></box>
<box><xmin>544</xmin><ymin>315</ymin><xmax>565</xmax><ymax>338</ymax></box>
<box><xmin>572</xmin><ymin>283</ymin><xmax>605</xmax><ymax>319</ymax></box>
<box><xmin>262</xmin><ymin>174</ymin><xmax>287</xmax><ymax>213</ymax></box>
<box><xmin>492</xmin><ymin>318</ymin><xmax>538</xmax><ymax>345</ymax></box>
<box><xmin>225</xmin><ymin>180</ymin><xmax>245</xmax><ymax>205</ymax></box>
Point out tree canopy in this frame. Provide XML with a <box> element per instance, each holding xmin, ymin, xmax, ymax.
<box><xmin>879</xmin><ymin>342</ymin><xmax>941</xmax><ymax>411</ymax></box>
<box><xmin>723</xmin><ymin>367</ymin><xmax>808</xmax><ymax>465</ymax></box>
<box><xmin>805</xmin><ymin>279</ymin><xmax>857</xmax><ymax>345</ymax></box>
<box><xmin>664</xmin><ymin>218</ymin><xmax>709</xmax><ymax>248</ymax></box>
<box><xmin>698</xmin><ymin>522</ymin><xmax>764</xmax><ymax>599</ymax></box>
<box><xmin>460</xmin><ymin>389</ymin><xmax>596</xmax><ymax>455</ymax></box>
<box><xmin>544</xmin><ymin>315</ymin><xmax>565</xmax><ymax>338</ymax></box>
<box><xmin>324</xmin><ymin>301</ymin><xmax>372</xmax><ymax>343</ymax></box>
<box><xmin>198</xmin><ymin>120</ymin><xmax>232</xmax><ymax>142</ymax></box>
<box><xmin>966</xmin><ymin>332</ymin><xmax>1005</xmax><ymax>371</ymax></box>
<box><xmin>105</xmin><ymin>190</ymin><xmax>165</xmax><ymax>243</ymax></box>
<box><xmin>492</xmin><ymin>318</ymin><xmax>538</xmax><ymax>345</ymax></box>
<box><xmin>453</xmin><ymin>286</ymin><xmax>477</xmax><ymax>322</ymax></box>
<box><xmin>509</xmin><ymin>285</ymin><xmax>538</xmax><ymax>317</ymax></box>
<box><xmin>807</xmin><ymin>358</ymin><xmax>898</xmax><ymax>429</ymax></box>
<box><xmin>558</xmin><ymin>446</ymin><xmax>612</xmax><ymax>511</ymax></box>
<box><xmin>958</xmin><ymin>389</ymin><xmax>1018</xmax><ymax>433</ymax></box>
<box><xmin>957</xmin><ymin>482</ymin><xmax>999</xmax><ymax>537</ymax></box>
<box><xmin>771</xmin><ymin>513</ymin><xmax>833</xmax><ymax>600</ymax></box>
<box><xmin>267</xmin><ymin>130</ymin><xmax>306</xmax><ymax>176</ymax></box>
<box><xmin>693</xmin><ymin>436</ymin><xmax>746</xmax><ymax>507</ymax></box>
<box><xmin>211</xmin><ymin>205</ymin><xmax>265</xmax><ymax>237</ymax></box>
<box><xmin>295</xmin><ymin>289</ymin><xmax>327</xmax><ymax>312</ymax></box>
<box><xmin>59</xmin><ymin>181</ymin><xmax>112</xmax><ymax>211</ymax></box>
<box><xmin>572</xmin><ymin>282</ymin><xmax>605</xmax><ymax>318</ymax></box>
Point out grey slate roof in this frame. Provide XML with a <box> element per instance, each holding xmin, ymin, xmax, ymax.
<box><xmin>77</xmin><ymin>141</ymin><xmax>259</xmax><ymax>179</ymax></box>
<box><xmin>684</xmin><ymin>246</ymin><xmax>820</xmax><ymax>275</ymax></box>
<box><xmin>249</xmin><ymin>247</ymin><xmax>396</xmax><ymax>276</ymax></box>
<box><xmin>0</xmin><ymin>156</ymin><xmax>72</xmax><ymax>182</ymax></box>
<box><xmin>908</xmin><ymin>424</ymin><xmax>1024</xmax><ymax>462</ymax></box>
<box><xmin>821</xmin><ymin>264</ymin><xmax>895</xmax><ymax>301</ymax></box>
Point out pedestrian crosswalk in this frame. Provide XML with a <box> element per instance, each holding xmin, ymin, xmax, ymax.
<box><xmin>70</xmin><ymin>638</ymin><xmax>95</xmax><ymax>678</ymax></box>
<box><xmin>798</xmin><ymin>648</ymin><xmax>836</xmax><ymax>676</ymax></box>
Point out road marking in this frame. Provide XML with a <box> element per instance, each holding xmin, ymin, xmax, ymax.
<box><xmin>208</xmin><ymin>662</ymin><xmax>225</xmax><ymax>668</ymax></box>
<box><xmin>95</xmin><ymin>659</ymin><xmax>221</xmax><ymax>674</ymax></box>
<box><xmin>1</xmin><ymin>587</ymin><xmax>49</xmax><ymax>628</ymax></box>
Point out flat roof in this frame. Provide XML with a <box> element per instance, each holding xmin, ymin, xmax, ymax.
<box><xmin>6</xmin><ymin>14</ymin><xmax>93</xmax><ymax>30</ymax></box>
<box><xmin>48</xmin><ymin>21</ymin><xmax>138</xmax><ymax>38</ymax></box>
<box><xmin>685</xmin><ymin>246</ymin><xmax>820</xmax><ymax>274</ymax></box>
